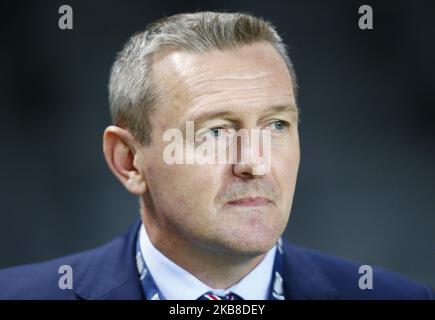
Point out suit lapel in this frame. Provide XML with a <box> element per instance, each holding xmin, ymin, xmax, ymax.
<box><xmin>73</xmin><ymin>219</ymin><xmax>144</xmax><ymax>300</ymax></box>
<box><xmin>281</xmin><ymin>241</ymin><xmax>339</xmax><ymax>299</ymax></box>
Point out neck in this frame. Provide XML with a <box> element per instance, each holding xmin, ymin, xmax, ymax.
<box><xmin>140</xmin><ymin>207</ymin><xmax>266</xmax><ymax>289</ymax></box>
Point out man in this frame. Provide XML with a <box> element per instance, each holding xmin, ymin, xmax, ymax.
<box><xmin>0</xmin><ymin>11</ymin><xmax>433</xmax><ymax>300</ymax></box>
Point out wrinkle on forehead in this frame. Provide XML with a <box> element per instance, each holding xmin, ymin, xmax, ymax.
<box><xmin>187</xmin><ymin>95</ymin><xmax>295</xmax><ymax>123</ymax></box>
<box><xmin>190</xmin><ymin>86</ymin><xmax>273</xmax><ymax>104</ymax></box>
<box><xmin>183</xmin><ymin>73</ymin><xmax>274</xmax><ymax>95</ymax></box>
<box><xmin>154</xmin><ymin>41</ymin><xmax>289</xmax><ymax>86</ymax></box>
<box><xmin>161</xmin><ymin>59</ymin><xmax>277</xmax><ymax>95</ymax></box>
<box><xmin>152</xmin><ymin>42</ymin><xmax>295</xmax><ymax>123</ymax></box>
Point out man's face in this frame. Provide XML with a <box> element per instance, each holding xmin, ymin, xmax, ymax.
<box><xmin>139</xmin><ymin>41</ymin><xmax>300</xmax><ymax>256</ymax></box>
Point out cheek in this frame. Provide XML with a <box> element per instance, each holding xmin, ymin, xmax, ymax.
<box><xmin>272</xmin><ymin>136</ymin><xmax>299</xmax><ymax>172</ymax></box>
<box><xmin>271</xmin><ymin>142</ymin><xmax>300</xmax><ymax>200</ymax></box>
<box><xmin>147</xmin><ymin>160</ymin><xmax>223</xmax><ymax>216</ymax></box>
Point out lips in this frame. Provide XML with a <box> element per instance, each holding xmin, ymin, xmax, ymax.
<box><xmin>227</xmin><ymin>197</ymin><xmax>272</xmax><ymax>206</ymax></box>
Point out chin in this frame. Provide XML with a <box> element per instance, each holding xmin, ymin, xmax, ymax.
<box><xmin>209</xmin><ymin>223</ymin><xmax>284</xmax><ymax>257</ymax></box>
<box><xmin>226</xmin><ymin>241</ymin><xmax>277</xmax><ymax>257</ymax></box>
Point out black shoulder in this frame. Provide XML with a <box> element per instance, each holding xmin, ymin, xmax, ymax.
<box><xmin>285</xmin><ymin>242</ymin><xmax>434</xmax><ymax>299</ymax></box>
<box><xmin>0</xmin><ymin>249</ymin><xmax>95</xmax><ymax>299</ymax></box>
<box><xmin>0</xmin><ymin>220</ymin><xmax>142</xmax><ymax>300</ymax></box>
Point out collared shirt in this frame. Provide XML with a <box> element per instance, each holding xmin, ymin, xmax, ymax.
<box><xmin>138</xmin><ymin>224</ymin><xmax>277</xmax><ymax>300</ymax></box>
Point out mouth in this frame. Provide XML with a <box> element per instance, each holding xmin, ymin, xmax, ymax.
<box><xmin>226</xmin><ymin>196</ymin><xmax>273</xmax><ymax>207</ymax></box>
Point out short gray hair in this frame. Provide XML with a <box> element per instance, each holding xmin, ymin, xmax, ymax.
<box><xmin>109</xmin><ymin>11</ymin><xmax>297</xmax><ymax>146</ymax></box>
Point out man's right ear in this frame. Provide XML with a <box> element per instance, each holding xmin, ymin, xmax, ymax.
<box><xmin>102</xmin><ymin>126</ymin><xmax>147</xmax><ymax>195</ymax></box>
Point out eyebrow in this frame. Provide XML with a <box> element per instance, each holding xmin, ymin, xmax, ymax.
<box><xmin>188</xmin><ymin>104</ymin><xmax>299</xmax><ymax>124</ymax></box>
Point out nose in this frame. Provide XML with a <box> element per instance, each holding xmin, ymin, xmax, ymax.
<box><xmin>233</xmin><ymin>162</ymin><xmax>264</xmax><ymax>179</ymax></box>
<box><xmin>232</xmin><ymin>129</ymin><xmax>271</xmax><ymax>179</ymax></box>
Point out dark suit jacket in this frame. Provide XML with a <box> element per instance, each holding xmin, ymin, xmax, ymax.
<box><xmin>0</xmin><ymin>219</ymin><xmax>433</xmax><ymax>299</ymax></box>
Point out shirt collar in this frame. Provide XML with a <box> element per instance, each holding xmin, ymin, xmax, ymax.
<box><xmin>139</xmin><ymin>224</ymin><xmax>276</xmax><ymax>300</ymax></box>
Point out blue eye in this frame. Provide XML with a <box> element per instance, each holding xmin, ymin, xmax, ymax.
<box><xmin>209</xmin><ymin>127</ymin><xmax>227</xmax><ymax>137</ymax></box>
<box><xmin>270</xmin><ymin>120</ymin><xmax>287</xmax><ymax>130</ymax></box>
<box><xmin>196</xmin><ymin>127</ymin><xmax>227</xmax><ymax>142</ymax></box>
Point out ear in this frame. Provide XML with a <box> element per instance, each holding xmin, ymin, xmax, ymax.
<box><xmin>103</xmin><ymin>125</ymin><xmax>147</xmax><ymax>195</ymax></box>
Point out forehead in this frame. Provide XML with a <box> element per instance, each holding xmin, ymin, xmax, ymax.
<box><xmin>151</xmin><ymin>42</ymin><xmax>296</xmax><ymax>124</ymax></box>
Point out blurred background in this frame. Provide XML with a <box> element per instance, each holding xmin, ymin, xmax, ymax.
<box><xmin>0</xmin><ymin>0</ymin><xmax>434</xmax><ymax>287</ymax></box>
